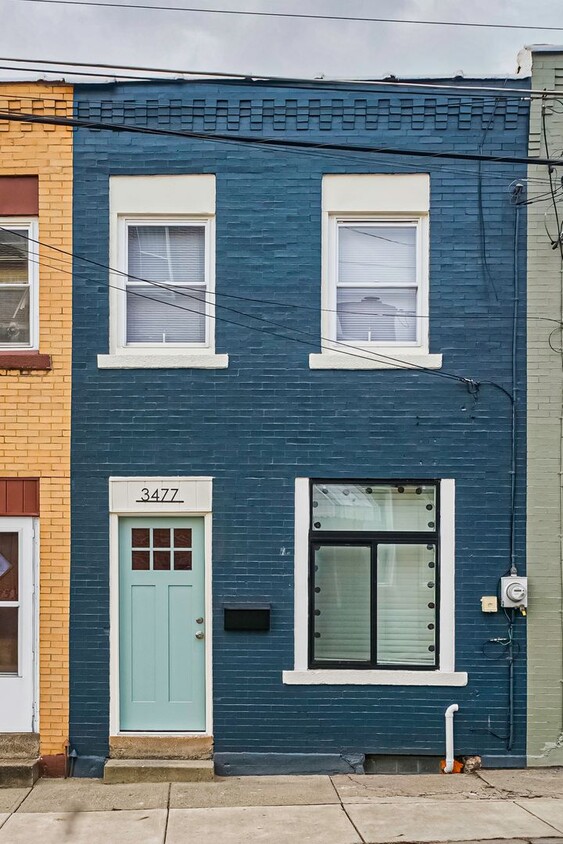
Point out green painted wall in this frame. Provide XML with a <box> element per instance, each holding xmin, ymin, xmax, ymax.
<box><xmin>527</xmin><ymin>48</ymin><xmax>563</xmax><ymax>765</ymax></box>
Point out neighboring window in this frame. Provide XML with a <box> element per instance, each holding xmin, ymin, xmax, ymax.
<box><xmin>329</xmin><ymin>217</ymin><xmax>427</xmax><ymax>348</ymax></box>
<box><xmin>122</xmin><ymin>220</ymin><xmax>211</xmax><ymax>347</ymax></box>
<box><xmin>0</xmin><ymin>222</ymin><xmax>37</xmax><ymax>349</ymax></box>
<box><xmin>309</xmin><ymin>480</ymin><xmax>439</xmax><ymax>670</ymax></box>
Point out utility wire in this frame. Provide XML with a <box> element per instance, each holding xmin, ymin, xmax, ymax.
<box><xmin>7</xmin><ymin>0</ymin><xmax>563</xmax><ymax>34</ymax></box>
<box><xmin>0</xmin><ymin>54</ymin><xmax>548</xmax><ymax>100</ymax></box>
<box><xmin>0</xmin><ymin>108</ymin><xmax>557</xmax><ymax>167</ymax></box>
<box><xmin>20</xmin><ymin>246</ymin><xmax>470</xmax><ymax>381</ymax></box>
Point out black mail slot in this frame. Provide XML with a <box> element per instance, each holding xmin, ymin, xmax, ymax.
<box><xmin>224</xmin><ymin>604</ymin><xmax>271</xmax><ymax>632</ymax></box>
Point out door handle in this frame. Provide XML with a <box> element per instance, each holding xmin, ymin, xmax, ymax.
<box><xmin>195</xmin><ymin>630</ymin><xmax>205</xmax><ymax>640</ymax></box>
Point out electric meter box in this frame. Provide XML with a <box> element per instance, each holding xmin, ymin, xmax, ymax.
<box><xmin>500</xmin><ymin>576</ymin><xmax>528</xmax><ymax>608</ymax></box>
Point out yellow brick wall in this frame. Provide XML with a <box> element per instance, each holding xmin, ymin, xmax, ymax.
<box><xmin>0</xmin><ymin>84</ymin><xmax>72</xmax><ymax>757</ymax></box>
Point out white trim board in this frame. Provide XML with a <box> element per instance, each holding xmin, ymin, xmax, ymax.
<box><xmin>288</xmin><ymin>477</ymin><xmax>459</xmax><ymax>685</ymax></box>
<box><xmin>108</xmin><ymin>476</ymin><xmax>213</xmax><ymax>737</ymax></box>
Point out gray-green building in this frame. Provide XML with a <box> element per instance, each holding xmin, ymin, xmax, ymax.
<box><xmin>527</xmin><ymin>45</ymin><xmax>563</xmax><ymax>765</ymax></box>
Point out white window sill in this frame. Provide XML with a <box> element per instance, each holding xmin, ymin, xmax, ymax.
<box><xmin>309</xmin><ymin>352</ymin><xmax>443</xmax><ymax>370</ymax></box>
<box><xmin>97</xmin><ymin>353</ymin><xmax>229</xmax><ymax>369</ymax></box>
<box><xmin>282</xmin><ymin>669</ymin><xmax>467</xmax><ymax>686</ymax></box>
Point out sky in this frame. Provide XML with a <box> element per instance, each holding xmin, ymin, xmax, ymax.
<box><xmin>0</xmin><ymin>0</ymin><xmax>561</xmax><ymax>81</ymax></box>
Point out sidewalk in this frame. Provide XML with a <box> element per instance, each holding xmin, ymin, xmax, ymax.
<box><xmin>1</xmin><ymin>768</ymin><xmax>563</xmax><ymax>843</ymax></box>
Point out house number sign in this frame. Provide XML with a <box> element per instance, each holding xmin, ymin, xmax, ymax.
<box><xmin>135</xmin><ymin>486</ymin><xmax>184</xmax><ymax>504</ymax></box>
<box><xmin>109</xmin><ymin>477</ymin><xmax>213</xmax><ymax>514</ymax></box>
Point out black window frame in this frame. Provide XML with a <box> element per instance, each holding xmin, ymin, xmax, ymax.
<box><xmin>308</xmin><ymin>478</ymin><xmax>440</xmax><ymax>671</ymax></box>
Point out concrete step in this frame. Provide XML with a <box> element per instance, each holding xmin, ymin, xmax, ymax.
<box><xmin>103</xmin><ymin>758</ymin><xmax>214</xmax><ymax>784</ymax></box>
<box><xmin>0</xmin><ymin>758</ymin><xmax>40</xmax><ymax>787</ymax></box>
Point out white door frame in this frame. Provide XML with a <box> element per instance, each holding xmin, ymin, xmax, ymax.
<box><xmin>0</xmin><ymin>516</ymin><xmax>38</xmax><ymax>733</ymax></box>
<box><xmin>108</xmin><ymin>477</ymin><xmax>213</xmax><ymax>737</ymax></box>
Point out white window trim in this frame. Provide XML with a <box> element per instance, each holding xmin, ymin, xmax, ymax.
<box><xmin>283</xmin><ymin>477</ymin><xmax>467</xmax><ymax>686</ymax></box>
<box><xmin>311</xmin><ymin>173</ymin><xmax>441</xmax><ymax>372</ymax></box>
<box><xmin>103</xmin><ymin>174</ymin><xmax>227</xmax><ymax>370</ymax></box>
<box><xmin>0</xmin><ymin>218</ymin><xmax>39</xmax><ymax>351</ymax></box>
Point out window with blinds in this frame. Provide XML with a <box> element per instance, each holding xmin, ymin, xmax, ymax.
<box><xmin>125</xmin><ymin>222</ymin><xmax>208</xmax><ymax>345</ymax></box>
<box><xmin>334</xmin><ymin>220</ymin><xmax>421</xmax><ymax>346</ymax></box>
<box><xmin>309</xmin><ymin>481</ymin><xmax>439</xmax><ymax>670</ymax></box>
<box><xmin>0</xmin><ymin>224</ymin><xmax>34</xmax><ymax>348</ymax></box>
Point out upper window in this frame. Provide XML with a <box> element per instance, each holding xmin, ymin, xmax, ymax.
<box><xmin>334</xmin><ymin>220</ymin><xmax>421</xmax><ymax>346</ymax></box>
<box><xmin>0</xmin><ymin>222</ymin><xmax>38</xmax><ymax>349</ymax></box>
<box><xmin>309</xmin><ymin>480</ymin><xmax>439</xmax><ymax>670</ymax></box>
<box><xmin>101</xmin><ymin>175</ymin><xmax>225</xmax><ymax>368</ymax></box>
<box><xmin>312</xmin><ymin>175</ymin><xmax>439</xmax><ymax>370</ymax></box>
<box><xmin>120</xmin><ymin>219</ymin><xmax>212</xmax><ymax>348</ymax></box>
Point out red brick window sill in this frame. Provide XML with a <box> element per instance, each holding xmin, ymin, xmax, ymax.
<box><xmin>0</xmin><ymin>352</ymin><xmax>52</xmax><ymax>371</ymax></box>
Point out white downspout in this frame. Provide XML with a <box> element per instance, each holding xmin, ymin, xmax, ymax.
<box><xmin>444</xmin><ymin>703</ymin><xmax>459</xmax><ymax>773</ymax></box>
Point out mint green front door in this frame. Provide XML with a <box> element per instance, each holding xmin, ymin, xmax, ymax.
<box><xmin>119</xmin><ymin>517</ymin><xmax>206</xmax><ymax>731</ymax></box>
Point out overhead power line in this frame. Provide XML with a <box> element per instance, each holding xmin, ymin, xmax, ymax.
<box><xmin>0</xmin><ymin>109</ymin><xmax>557</xmax><ymax>167</ymax></box>
<box><xmin>8</xmin><ymin>0</ymin><xmax>563</xmax><ymax>33</ymax></box>
<box><xmin>0</xmin><ymin>54</ymin><xmax>558</xmax><ymax>100</ymax></box>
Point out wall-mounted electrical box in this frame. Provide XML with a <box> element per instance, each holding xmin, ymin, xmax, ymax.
<box><xmin>481</xmin><ymin>596</ymin><xmax>498</xmax><ymax>613</ymax></box>
<box><xmin>224</xmin><ymin>604</ymin><xmax>271</xmax><ymax>632</ymax></box>
<box><xmin>500</xmin><ymin>576</ymin><xmax>528</xmax><ymax>609</ymax></box>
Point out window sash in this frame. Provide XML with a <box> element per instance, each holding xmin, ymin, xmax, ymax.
<box><xmin>0</xmin><ymin>222</ymin><xmax>37</xmax><ymax>350</ymax></box>
<box><xmin>308</xmin><ymin>480</ymin><xmax>440</xmax><ymax>671</ymax></box>
<box><xmin>330</xmin><ymin>217</ymin><xmax>426</xmax><ymax>348</ymax></box>
<box><xmin>120</xmin><ymin>219</ymin><xmax>211</xmax><ymax>348</ymax></box>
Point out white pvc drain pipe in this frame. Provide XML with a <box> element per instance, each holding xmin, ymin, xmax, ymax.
<box><xmin>444</xmin><ymin>703</ymin><xmax>459</xmax><ymax>773</ymax></box>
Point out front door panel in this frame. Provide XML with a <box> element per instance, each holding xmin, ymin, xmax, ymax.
<box><xmin>0</xmin><ymin>518</ymin><xmax>35</xmax><ymax>732</ymax></box>
<box><xmin>119</xmin><ymin>517</ymin><xmax>205</xmax><ymax>731</ymax></box>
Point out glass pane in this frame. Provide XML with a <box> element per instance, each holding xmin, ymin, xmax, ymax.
<box><xmin>337</xmin><ymin>287</ymin><xmax>417</xmax><ymax>342</ymax></box>
<box><xmin>0</xmin><ymin>532</ymin><xmax>18</xmax><ymax>601</ymax></box>
<box><xmin>0</xmin><ymin>607</ymin><xmax>18</xmax><ymax>673</ymax></box>
<box><xmin>0</xmin><ymin>288</ymin><xmax>30</xmax><ymax>345</ymax></box>
<box><xmin>126</xmin><ymin>285</ymin><xmax>205</xmax><ymax>344</ymax></box>
<box><xmin>153</xmin><ymin>528</ymin><xmax>171</xmax><ymax>548</ymax></box>
<box><xmin>312</xmin><ymin>545</ymin><xmax>371</xmax><ymax>662</ymax></box>
<box><xmin>132</xmin><ymin>550</ymin><xmax>150</xmax><ymax>571</ymax></box>
<box><xmin>377</xmin><ymin>544</ymin><xmax>437</xmax><ymax>666</ymax></box>
<box><xmin>0</xmin><ymin>229</ymin><xmax>29</xmax><ymax>284</ymax></box>
<box><xmin>153</xmin><ymin>551</ymin><xmax>171</xmax><ymax>571</ymax></box>
<box><xmin>174</xmin><ymin>551</ymin><xmax>192</xmax><ymax>571</ymax></box>
<box><xmin>338</xmin><ymin>225</ymin><xmax>416</xmax><ymax>286</ymax></box>
<box><xmin>174</xmin><ymin>528</ymin><xmax>192</xmax><ymax>548</ymax></box>
<box><xmin>312</xmin><ymin>483</ymin><xmax>436</xmax><ymax>533</ymax></box>
<box><xmin>131</xmin><ymin>528</ymin><xmax>150</xmax><ymax>548</ymax></box>
<box><xmin>128</xmin><ymin>225</ymin><xmax>205</xmax><ymax>285</ymax></box>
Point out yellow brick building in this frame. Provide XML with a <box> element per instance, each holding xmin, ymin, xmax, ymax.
<box><xmin>0</xmin><ymin>84</ymin><xmax>72</xmax><ymax>777</ymax></box>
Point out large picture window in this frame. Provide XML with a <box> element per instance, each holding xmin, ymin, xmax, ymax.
<box><xmin>309</xmin><ymin>481</ymin><xmax>439</xmax><ymax>670</ymax></box>
<box><xmin>0</xmin><ymin>222</ymin><xmax>37</xmax><ymax>349</ymax></box>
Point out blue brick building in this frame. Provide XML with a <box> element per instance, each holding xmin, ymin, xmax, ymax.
<box><xmin>70</xmin><ymin>78</ymin><xmax>529</xmax><ymax>776</ymax></box>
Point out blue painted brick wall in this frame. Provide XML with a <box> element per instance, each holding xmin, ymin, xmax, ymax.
<box><xmin>71</xmin><ymin>80</ymin><xmax>529</xmax><ymax>764</ymax></box>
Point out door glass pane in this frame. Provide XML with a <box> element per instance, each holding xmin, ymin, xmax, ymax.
<box><xmin>153</xmin><ymin>551</ymin><xmax>171</xmax><ymax>571</ymax></box>
<box><xmin>338</xmin><ymin>225</ymin><xmax>416</xmax><ymax>286</ymax></box>
<box><xmin>0</xmin><ymin>607</ymin><xmax>18</xmax><ymax>673</ymax></box>
<box><xmin>336</xmin><ymin>287</ymin><xmax>417</xmax><ymax>342</ymax></box>
<box><xmin>312</xmin><ymin>545</ymin><xmax>371</xmax><ymax>662</ymax></box>
<box><xmin>132</xmin><ymin>551</ymin><xmax>150</xmax><ymax>571</ymax></box>
<box><xmin>377</xmin><ymin>544</ymin><xmax>437</xmax><ymax>666</ymax></box>
<box><xmin>0</xmin><ymin>532</ymin><xmax>18</xmax><ymax>601</ymax></box>
<box><xmin>312</xmin><ymin>483</ymin><xmax>436</xmax><ymax>532</ymax></box>
<box><xmin>131</xmin><ymin>528</ymin><xmax>150</xmax><ymax>548</ymax></box>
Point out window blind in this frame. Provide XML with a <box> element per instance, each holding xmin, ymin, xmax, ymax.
<box><xmin>126</xmin><ymin>224</ymin><xmax>207</xmax><ymax>344</ymax></box>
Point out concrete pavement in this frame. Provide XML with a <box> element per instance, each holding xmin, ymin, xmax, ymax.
<box><xmin>2</xmin><ymin>769</ymin><xmax>563</xmax><ymax>842</ymax></box>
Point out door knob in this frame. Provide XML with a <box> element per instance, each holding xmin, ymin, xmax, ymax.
<box><xmin>195</xmin><ymin>630</ymin><xmax>205</xmax><ymax>640</ymax></box>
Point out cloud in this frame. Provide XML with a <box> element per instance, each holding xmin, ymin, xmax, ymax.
<box><xmin>0</xmin><ymin>0</ymin><xmax>559</xmax><ymax>80</ymax></box>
